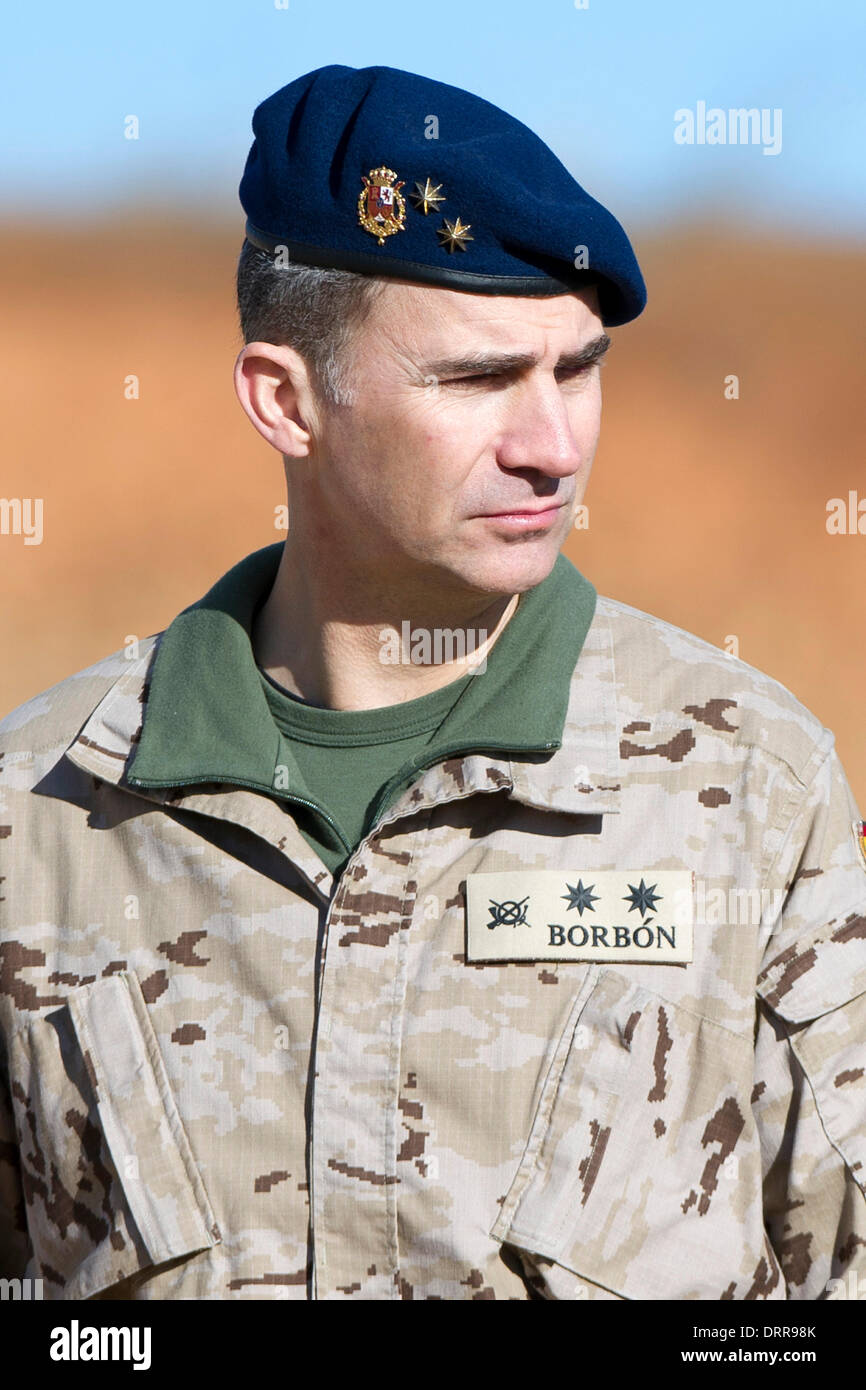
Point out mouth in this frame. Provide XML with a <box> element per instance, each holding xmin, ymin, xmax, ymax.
<box><xmin>480</xmin><ymin>502</ymin><xmax>567</xmax><ymax>529</ymax></box>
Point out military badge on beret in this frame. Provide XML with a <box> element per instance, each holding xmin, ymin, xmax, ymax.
<box><xmin>437</xmin><ymin>216</ymin><xmax>473</xmax><ymax>253</ymax></box>
<box><xmin>410</xmin><ymin>177</ymin><xmax>445</xmax><ymax>214</ymax></box>
<box><xmin>358</xmin><ymin>167</ymin><xmax>406</xmax><ymax>245</ymax></box>
<box><xmin>854</xmin><ymin>820</ymin><xmax>866</xmax><ymax>869</ymax></box>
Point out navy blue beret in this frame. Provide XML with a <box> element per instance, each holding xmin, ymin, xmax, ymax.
<box><xmin>239</xmin><ymin>64</ymin><xmax>646</xmax><ymax>326</ymax></box>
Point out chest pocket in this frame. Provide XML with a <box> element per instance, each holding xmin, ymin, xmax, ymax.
<box><xmin>7</xmin><ymin>971</ymin><xmax>220</xmax><ymax>1299</ymax></box>
<box><xmin>491</xmin><ymin>967</ymin><xmax>781</xmax><ymax>1300</ymax></box>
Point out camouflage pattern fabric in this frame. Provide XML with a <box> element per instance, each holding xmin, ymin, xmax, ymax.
<box><xmin>1</xmin><ymin>588</ymin><xmax>865</xmax><ymax>1300</ymax></box>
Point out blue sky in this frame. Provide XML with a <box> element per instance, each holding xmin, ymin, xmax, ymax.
<box><xmin>3</xmin><ymin>0</ymin><xmax>864</xmax><ymax>236</ymax></box>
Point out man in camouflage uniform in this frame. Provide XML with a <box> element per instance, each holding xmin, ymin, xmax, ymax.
<box><xmin>2</xmin><ymin>65</ymin><xmax>865</xmax><ymax>1301</ymax></box>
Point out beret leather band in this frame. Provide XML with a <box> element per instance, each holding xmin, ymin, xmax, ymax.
<box><xmin>243</xmin><ymin>220</ymin><xmax>600</xmax><ymax>298</ymax></box>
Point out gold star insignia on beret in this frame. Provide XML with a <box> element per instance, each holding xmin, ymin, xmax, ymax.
<box><xmin>437</xmin><ymin>216</ymin><xmax>473</xmax><ymax>253</ymax></box>
<box><xmin>410</xmin><ymin>177</ymin><xmax>445</xmax><ymax>214</ymax></box>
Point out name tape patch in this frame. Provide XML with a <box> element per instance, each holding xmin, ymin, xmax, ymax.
<box><xmin>466</xmin><ymin>870</ymin><xmax>695</xmax><ymax>963</ymax></box>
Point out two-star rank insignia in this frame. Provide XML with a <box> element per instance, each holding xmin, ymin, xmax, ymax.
<box><xmin>357</xmin><ymin>167</ymin><xmax>407</xmax><ymax>245</ymax></box>
<box><xmin>437</xmin><ymin>216</ymin><xmax>473</xmax><ymax>253</ymax></box>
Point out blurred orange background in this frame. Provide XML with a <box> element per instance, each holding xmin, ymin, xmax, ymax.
<box><xmin>2</xmin><ymin>218</ymin><xmax>864</xmax><ymax>802</ymax></box>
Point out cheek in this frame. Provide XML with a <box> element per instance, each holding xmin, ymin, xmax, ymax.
<box><xmin>569</xmin><ymin>391</ymin><xmax>602</xmax><ymax>449</ymax></box>
<box><xmin>397</xmin><ymin>406</ymin><xmax>476</xmax><ymax>477</ymax></box>
<box><xmin>329</xmin><ymin>393</ymin><xmax>486</xmax><ymax>515</ymax></box>
<box><xmin>330</xmin><ymin>418</ymin><xmax>442</xmax><ymax>521</ymax></box>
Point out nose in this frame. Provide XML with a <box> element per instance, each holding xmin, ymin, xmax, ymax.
<box><xmin>495</xmin><ymin>373</ymin><xmax>586</xmax><ymax>481</ymax></box>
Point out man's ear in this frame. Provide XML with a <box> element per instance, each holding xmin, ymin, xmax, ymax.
<box><xmin>233</xmin><ymin>342</ymin><xmax>320</xmax><ymax>458</ymax></box>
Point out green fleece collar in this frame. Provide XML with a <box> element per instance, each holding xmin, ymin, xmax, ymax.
<box><xmin>127</xmin><ymin>543</ymin><xmax>597</xmax><ymax>794</ymax></box>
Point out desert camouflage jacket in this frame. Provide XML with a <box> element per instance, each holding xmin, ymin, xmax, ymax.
<box><xmin>1</xmin><ymin>570</ymin><xmax>866</xmax><ymax>1301</ymax></box>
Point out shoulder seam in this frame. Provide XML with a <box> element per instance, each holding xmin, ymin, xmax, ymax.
<box><xmin>592</xmin><ymin>595</ymin><xmax>833</xmax><ymax>787</ymax></box>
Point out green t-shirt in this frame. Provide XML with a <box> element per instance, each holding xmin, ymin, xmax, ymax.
<box><xmin>258</xmin><ymin>659</ymin><xmax>475</xmax><ymax>874</ymax></box>
<box><xmin>128</xmin><ymin>544</ymin><xmax>598</xmax><ymax>879</ymax></box>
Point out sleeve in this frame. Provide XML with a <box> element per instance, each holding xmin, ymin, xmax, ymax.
<box><xmin>752</xmin><ymin>736</ymin><xmax>866</xmax><ymax>1300</ymax></box>
<box><xmin>0</xmin><ymin>1055</ymin><xmax>31</xmax><ymax>1280</ymax></box>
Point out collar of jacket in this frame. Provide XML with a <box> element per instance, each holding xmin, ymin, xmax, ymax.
<box><xmin>65</xmin><ymin>543</ymin><xmax>622</xmax><ymax>831</ymax></box>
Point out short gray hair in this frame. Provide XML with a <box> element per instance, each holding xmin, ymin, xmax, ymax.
<box><xmin>235</xmin><ymin>240</ymin><xmax>387</xmax><ymax>406</ymax></box>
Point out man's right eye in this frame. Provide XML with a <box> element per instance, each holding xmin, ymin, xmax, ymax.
<box><xmin>442</xmin><ymin>373</ymin><xmax>502</xmax><ymax>387</ymax></box>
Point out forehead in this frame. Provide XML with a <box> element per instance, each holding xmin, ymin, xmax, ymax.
<box><xmin>364</xmin><ymin>280</ymin><xmax>602</xmax><ymax>352</ymax></box>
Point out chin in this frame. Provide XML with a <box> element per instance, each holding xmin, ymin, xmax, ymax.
<box><xmin>452</xmin><ymin>536</ymin><xmax>563</xmax><ymax>597</ymax></box>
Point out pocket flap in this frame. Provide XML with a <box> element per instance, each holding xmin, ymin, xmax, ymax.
<box><xmin>9</xmin><ymin>971</ymin><xmax>220</xmax><ymax>1298</ymax></box>
<box><xmin>490</xmin><ymin>970</ymin><xmax>773</xmax><ymax>1300</ymax></box>
<box><xmin>757</xmin><ymin>943</ymin><xmax>866</xmax><ymax>1193</ymax></box>
<box><xmin>66</xmin><ymin>972</ymin><xmax>220</xmax><ymax>1267</ymax></box>
<box><xmin>756</xmin><ymin>914</ymin><xmax>866</xmax><ymax>1023</ymax></box>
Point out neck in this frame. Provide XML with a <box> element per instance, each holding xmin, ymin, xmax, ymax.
<box><xmin>252</xmin><ymin>542</ymin><xmax>520</xmax><ymax>711</ymax></box>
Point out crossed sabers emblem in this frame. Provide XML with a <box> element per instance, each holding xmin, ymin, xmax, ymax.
<box><xmin>487</xmin><ymin>896</ymin><xmax>531</xmax><ymax>930</ymax></box>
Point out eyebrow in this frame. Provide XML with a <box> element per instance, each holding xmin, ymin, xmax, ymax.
<box><xmin>420</xmin><ymin>333</ymin><xmax>612</xmax><ymax>380</ymax></box>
